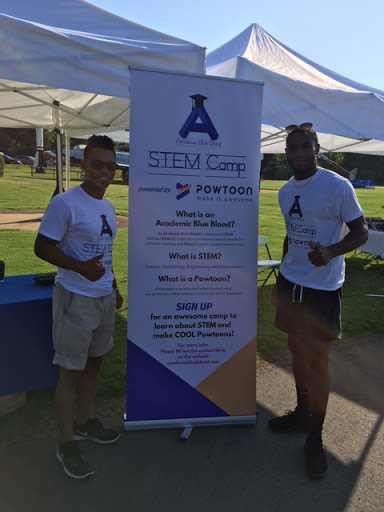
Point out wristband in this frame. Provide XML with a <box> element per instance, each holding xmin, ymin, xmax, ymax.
<box><xmin>113</xmin><ymin>287</ymin><xmax>119</xmax><ymax>292</ymax></box>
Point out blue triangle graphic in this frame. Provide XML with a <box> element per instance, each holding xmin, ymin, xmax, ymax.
<box><xmin>125</xmin><ymin>340</ymin><xmax>228</xmax><ymax>421</ymax></box>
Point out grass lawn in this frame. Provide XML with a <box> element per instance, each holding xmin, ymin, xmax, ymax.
<box><xmin>0</xmin><ymin>163</ymin><xmax>128</xmax><ymax>214</ymax></box>
<box><xmin>1</xmin><ymin>167</ymin><xmax>383</xmax><ymax>442</ymax></box>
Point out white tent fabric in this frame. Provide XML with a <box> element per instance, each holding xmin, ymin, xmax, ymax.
<box><xmin>70</xmin><ymin>130</ymin><xmax>130</xmax><ymax>143</ymax></box>
<box><xmin>207</xmin><ymin>24</ymin><xmax>384</xmax><ymax>155</ymax></box>
<box><xmin>0</xmin><ymin>0</ymin><xmax>206</xmax><ymax>134</ymax></box>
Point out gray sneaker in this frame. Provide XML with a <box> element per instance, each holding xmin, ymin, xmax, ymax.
<box><xmin>74</xmin><ymin>417</ymin><xmax>121</xmax><ymax>444</ymax></box>
<box><xmin>56</xmin><ymin>441</ymin><xmax>94</xmax><ymax>479</ymax></box>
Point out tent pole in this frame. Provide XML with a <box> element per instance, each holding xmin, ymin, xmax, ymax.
<box><xmin>52</xmin><ymin>129</ymin><xmax>63</xmax><ymax>197</ymax></box>
<box><xmin>34</xmin><ymin>128</ymin><xmax>46</xmax><ymax>174</ymax></box>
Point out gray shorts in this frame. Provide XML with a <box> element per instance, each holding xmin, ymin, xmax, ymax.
<box><xmin>52</xmin><ymin>282</ymin><xmax>116</xmax><ymax>370</ymax></box>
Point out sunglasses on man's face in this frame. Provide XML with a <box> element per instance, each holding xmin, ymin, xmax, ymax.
<box><xmin>285</xmin><ymin>122</ymin><xmax>313</xmax><ymax>134</ymax></box>
<box><xmin>85</xmin><ymin>159</ymin><xmax>117</xmax><ymax>172</ymax></box>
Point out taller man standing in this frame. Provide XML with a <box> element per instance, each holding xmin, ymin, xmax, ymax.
<box><xmin>35</xmin><ymin>135</ymin><xmax>123</xmax><ymax>479</ymax></box>
<box><xmin>269</xmin><ymin>124</ymin><xmax>368</xmax><ymax>478</ymax></box>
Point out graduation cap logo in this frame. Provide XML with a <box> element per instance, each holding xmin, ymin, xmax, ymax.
<box><xmin>179</xmin><ymin>94</ymin><xmax>219</xmax><ymax>141</ymax></box>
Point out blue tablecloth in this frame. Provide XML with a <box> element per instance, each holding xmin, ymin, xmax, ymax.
<box><xmin>0</xmin><ymin>274</ymin><xmax>58</xmax><ymax>396</ymax></box>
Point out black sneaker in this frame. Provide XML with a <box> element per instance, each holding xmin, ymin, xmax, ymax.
<box><xmin>268</xmin><ymin>407</ymin><xmax>309</xmax><ymax>432</ymax></box>
<box><xmin>74</xmin><ymin>418</ymin><xmax>121</xmax><ymax>444</ymax></box>
<box><xmin>305</xmin><ymin>433</ymin><xmax>328</xmax><ymax>479</ymax></box>
<box><xmin>56</xmin><ymin>441</ymin><xmax>94</xmax><ymax>480</ymax></box>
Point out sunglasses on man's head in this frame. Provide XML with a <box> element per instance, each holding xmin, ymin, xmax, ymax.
<box><xmin>285</xmin><ymin>122</ymin><xmax>313</xmax><ymax>134</ymax></box>
<box><xmin>85</xmin><ymin>159</ymin><xmax>117</xmax><ymax>172</ymax></box>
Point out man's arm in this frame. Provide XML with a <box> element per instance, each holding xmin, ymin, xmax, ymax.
<box><xmin>281</xmin><ymin>235</ymin><xmax>289</xmax><ymax>261</ymax></box>
<box><xmin>34</xmin><ymin>233</ymin><xmax>105</xmax><ymax>282</ymax></box>
<box><xmin>308</xmin><ymin>215</ymin><xmax>368</xmax><ymax>267</ymax></box>
<box><xmin>111</xmin><ymin>266</ymin><xmax>123</xmax><ymax>310</ymax></box>
<box><xmin>271</xmin><ymin>235</ymin><xmax>287</xmax><ymax>308</ymax></box>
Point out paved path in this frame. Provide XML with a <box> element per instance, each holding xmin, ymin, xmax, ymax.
<box><xmin>1</xmin><ymin>334</ymin><xmax>383</xmax><ymax>512</ymax></box>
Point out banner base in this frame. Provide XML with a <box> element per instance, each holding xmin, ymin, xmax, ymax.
<box><xmin>124</xmin><ymin>414</ymin><xmax>257</xmax><ymax>432</ymax></box>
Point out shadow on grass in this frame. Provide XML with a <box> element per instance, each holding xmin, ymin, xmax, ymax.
<box><xmin>0</xmin><ymin>311</ymin><xmax>128</xmax><ymax>447</ymax></box>
<box><xmin>256</xmin><ymin>258</ymin><xmax>384</xmax><ymax>416</ymax></box>
<box><xmin>257</xmin><ymin>274</ymin><xmax>384</xmax><ymax>412</ymax></box>
<box><xmin>2</xmin><ymin>258</ymin><xmax>383</xmax><ymax>447</ymax></box>
<box><xmin>256</xmin><ymin>262</ymin><xmax>384</xmax><ymax>511</ymax></box>
<box><xmin>257</xmin><ymin>255</ymin><xmax>384</xmax><ymax>366</ymax></box>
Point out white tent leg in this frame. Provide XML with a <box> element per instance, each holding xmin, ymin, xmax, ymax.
<box><xmin>65</xmin><ymin>133</ymin><xmax>70</xmax><ymax>190</ymax></box>
<box><xmin>55</xmin><ymin>130</ymin><xmax>63</xmax><ymax>195</ymax></box>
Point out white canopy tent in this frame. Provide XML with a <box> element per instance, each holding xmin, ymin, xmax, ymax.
<box><xmin>0</xmin><ymin>0</ymin><xmax>206</xmax><ymax>136</ymax></box>
<box><xmin>70</xmin><ymin>130</ymin><xmax>130</xmax><ymax>143</ymax></box>
<box><xmin>207</xmin><ymin>24</ymin><xmax>384</xmax><ymax>155</ymax></box>
<box><xmin>0</xmin><ymin>0</ymin><xmax>206</xmax><ymax>191</ymax></box>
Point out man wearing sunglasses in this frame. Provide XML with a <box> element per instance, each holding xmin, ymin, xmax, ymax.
<box><xmin>269</xmin><ymin>124</ymin><xmax>368</xmax><ymax>479</ymax></box>
<box><xmin>34</xmin><ymin>135</ymin><xmax>123</xmax><ymax>479</ymax></box>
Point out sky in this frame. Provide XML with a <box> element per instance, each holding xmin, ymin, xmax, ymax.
<box><xmin>88</xmin><ymin>0</ymin><xmax>384</xmax><ymax>91</ymax></box>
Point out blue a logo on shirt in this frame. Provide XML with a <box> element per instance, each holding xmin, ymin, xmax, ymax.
<box><xmin>289</xmin><ymin>196</ymin><xmax>303</xmax><ymax>218</ymax></box>
<box><xmin>100</xmin><ymin>215</ymin><xmax>113</xmax><ymax>237</ymax></box>
<box><xmin>179</xmin><ymin>94</ymin><xmax>219</xmax><ymax>141</ymax></box>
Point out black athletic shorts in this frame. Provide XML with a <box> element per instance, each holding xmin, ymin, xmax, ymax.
<box><xmin>275</xmin><ymin>273</ymin><xmax>342</xmax><ymax>341</ymax></box>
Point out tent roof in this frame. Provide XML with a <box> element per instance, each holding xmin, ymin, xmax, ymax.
<box><xmin>207</xmin><ymin>24</ymin><xmax>384</xmax><ymax>154</ymax></box>
<box><xmin>0</xmin><ymin>0</ymin><xmax>206</xmax><ymax>134</ymax></box>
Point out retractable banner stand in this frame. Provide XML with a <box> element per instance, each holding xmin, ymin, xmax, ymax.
<box><xmin>125</xmin><ymin>68</ymin><xmax>263</xmax><ymax>431</ymax></box>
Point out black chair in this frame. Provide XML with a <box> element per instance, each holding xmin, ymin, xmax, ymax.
<box><xmin>258</xmin><ymin>235</ymin><xmax>281</xmax><ymax>286</ymax></box>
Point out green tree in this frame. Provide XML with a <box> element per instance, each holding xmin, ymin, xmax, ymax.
<box><xmin>342</xmin><ymin>153</ymin><xmax>384</xmax><ymax>186</ymax></box>
<box><xmin>44</xmin><ymin>130</ymin><xmax>59</xmax><ymax>150</ymax></box>
<box><xmin>260</xmin><ymin>151</ymin><xmax>384</xmax><ymax>185</ymax></box>
<box><xmin>0</xmin><ymin>128</ymin><xmax>63</xmax><ymax>155</ymax></box>
<box><xmin>0</xmin><ymin>128</ymin><xmax>36</xmax><ymax>156</ymax></box>
<box><xmin>116</xmin><ymin>142</ymin><xmax>129</xmax><ymax>152</ymax></box>
<box><xmin>261</xmin><ymin>154</ymin><xmax>291</xmax><ymax>180</ymax></box>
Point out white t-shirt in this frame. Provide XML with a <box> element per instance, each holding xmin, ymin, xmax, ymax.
<box><xmin>38</xmin><ymin>186</ymin><xmax>117</xmax><ymax>297</ymax></box>
<box><xmin>278</xmin><ymin>168</ymin><xmax>363</xmax><ymax>290</ymax></box>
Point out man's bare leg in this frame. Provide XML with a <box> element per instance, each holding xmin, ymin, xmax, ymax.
<box><xmin>76</xmin><ymin>356</ymin><xmax>103</xmax><ymax>425</ymax></box>
<box><xmin>268</xmin><ymin>334</ymin><xmax>311</xmax><ymax>431</ymax></box>
<box><xmin>305</xmin><ymin>337</ymin><xmax>331</xmax><ymax>479</ymax></box>
<box><xmin>55</xmin><ymin>367</ymin><xmax>82</xmax><ymax>443</ymax></box>
<box><xmin>307</xmin><ymin>338</ymin><xmax>330</xmax><ymax>415</ymax></box>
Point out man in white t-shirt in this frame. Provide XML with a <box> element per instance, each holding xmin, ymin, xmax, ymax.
<box><xmin>269</xmin><ymin>123</ymin><xmax>368</xmax><ymax>479</ymax></box>
<box><xmin>34</xmin><ymin>135</ymin><xmax>123</xmax><ymax>479</ymax></box>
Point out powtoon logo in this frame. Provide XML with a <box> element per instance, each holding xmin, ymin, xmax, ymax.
<box><xmin>195</xmin><ymin>183</ymin><xmax>254</xmax><ymax>202</ymax></box>
<box><xmin>176</xmin><ymin>183</ymin><xmax>192</xmax><ymax>200</ymax></box>
<box><xmin>179</xmin><ymin>94</ymin><xmax>219</xmax><ymax>141</ymax></box>
<box><xmin>196</xmin><ymin>183</ymin><xmax>253</xmax><ymax>197</ymax></box>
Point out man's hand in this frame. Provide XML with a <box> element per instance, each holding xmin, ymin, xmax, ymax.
<box><xmin>78</xmin><ymin>254</ymin><xmax>106</xmax><ymax>281</ymax></box>
<box><xmin>115</xmin><ymin>290</ymin><xmax>124</xmax><ymax>310</ymax></box>
<box><xmin>307</xmin><ymin>241</ymin><xmax>334</xmax><ymax>267</ymax></box>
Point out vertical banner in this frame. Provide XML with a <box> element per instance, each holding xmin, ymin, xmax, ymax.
<box><xmin>125</xmin><ymin>69</ymin><xmax>263</xmax><ymax>430</ymax></box>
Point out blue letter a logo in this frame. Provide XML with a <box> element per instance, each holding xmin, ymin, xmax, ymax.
<box><xmin>100</xmin><ymin>215</ymin><xmax>113</xmax><ymax>237</ymax></box>
<box><xmin>179</xmin><ymin>94</ymin><xmax>219</xmax><ymax>140</ymax></box>
<box><xmin>289</xmin><ymin>196</ymin><xmax>303</xmax><ymax>218</ymax></box>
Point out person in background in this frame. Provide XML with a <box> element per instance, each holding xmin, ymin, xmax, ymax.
<box><xmin>269</xmin><ymin>123</ymin><xmax>368</xmax><ymax>479</ymax></box>
<box><xmin>34</xmin><ymin>135</ymin><xmax>123</xmax><ymax>479</ymax></box>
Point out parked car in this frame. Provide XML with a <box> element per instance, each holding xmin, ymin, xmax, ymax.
<box><xmin>43</xmin><ymin>150</ymin><xmax>56</xmax><ymax>166</ymax></box>
<box><xmin>115</xmin><ymin>151</ymin><xmax>130</xmax><ymax>184</ymax></box>
<box><xmin>118</xmin><ymin>165</ymin><xmax>129</xmax><ymax>184</ymax></box>
<box><xmin>0</xmin><ymin>152</ymin><xmax>21</xmax><ymax>164</ymax></box>
<box><xmin>68</xmin><ymin>148</ymin><xmax>129</xmax><ymax>183</ymax></box>
<box><xmin>14</xmin><ymin>155</ymin><xmax>35</xmax><ymax>166</ymax></box>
